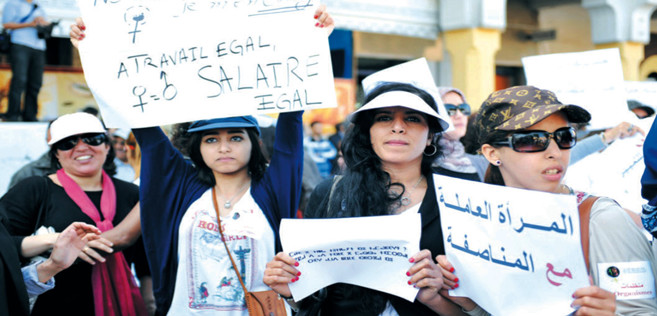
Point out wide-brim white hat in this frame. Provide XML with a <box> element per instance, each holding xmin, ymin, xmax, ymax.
<box><xmin>351</xmin><ymin>90</ymin><xmax>451</xmax><ymax>131</ymax></box>
<box><xmin>48</xmin><ymin>112</ymin><xmax>107</xmax><ymax>145</ymax></box>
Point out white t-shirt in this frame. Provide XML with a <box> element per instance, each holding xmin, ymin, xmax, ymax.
<box><xmin>168</xmin><ymin>188</ymin><xmax>277</xmax><ymax>315</ymax></box>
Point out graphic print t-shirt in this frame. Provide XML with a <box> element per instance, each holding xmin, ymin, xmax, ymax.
<box><xmin>168</xmin><ymin>188</ymin><xmax>275</xmax><ymax>315</ymax></box>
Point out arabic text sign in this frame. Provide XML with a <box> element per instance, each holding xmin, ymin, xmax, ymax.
<box><xmin>76</xmin><ymin>0</ymin><xmax>336</xmax><ymax>128</ymax></box>
<box><xmin>280</xmin><ymin>214</ymin><xmax>421</xmax><ymax>302</ymax></box>
<box><xmin>523</xmin><ymin>48</ymin><xmax>635</xmax><ymax>130</ymax></box>
<box><xmin>435</xmin><ymin>175</ymin><xmax>589</xmax><ymax>316</ymax></box>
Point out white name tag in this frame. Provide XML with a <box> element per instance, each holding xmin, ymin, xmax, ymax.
<box><xmin>597</xmin><ymin>261</ymin><xmax>656</xmax><ymax>300</ymax></box>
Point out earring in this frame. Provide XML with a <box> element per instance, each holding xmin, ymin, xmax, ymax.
<box><xmin>423</xmin><ymin>144</ymin><xmax>438</xmax><ymax>156</ymax></box>
<box><xmin>495</xmin><ymin>160</ymin><xmax>501</xmax><ymax>166</ymax></box>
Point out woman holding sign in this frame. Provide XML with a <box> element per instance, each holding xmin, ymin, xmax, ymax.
<box><xmin>437</xmin><ymin>86</ymin><xmax>657</xmax><ymax>315</ymax></box>
<box><xmin>71</xmin><ymin>5</ymin><xmax>333</xmax><ymax>316</ymax></box>
<box><xmin>263</xmin><ymin>82</ymin><xmax>467</xmax><ymax>315</ymax></box>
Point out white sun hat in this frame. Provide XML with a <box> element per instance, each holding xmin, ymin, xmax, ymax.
<box><xmin>48</xmin><ymin>112</ymin><xmax>107</xmax><ymax>145</ymax></box>
<box><xmin>358</xmin><ymin>58</ymin><xmax>453</xmax><ymax>132</ymax></box>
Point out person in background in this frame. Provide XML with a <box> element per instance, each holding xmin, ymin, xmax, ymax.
<box><xmin>569</xmin><ymin>121</ymin><xmax>644</xmax><ymax>165</ymax></box>
<box><xmin>1</xmin><ymin>0</ymin><xmax>51</xmax><ymax>122</ymax></box>
<box><xmin>264</xmin><ymin>82</ymin><xmax>464</xmax><ymax>315</ymax></box>
<box><xmin>328</xmin><ymin>121</ymin><xmax>345</xmax><ymax>151</ymax></box>
<box><xmin>304</xmin><ymin>120</ymin><xmax>338</xmax><ymax>179</ymax></box>
<box><xmin>9</xmin><ymin>119</ymin><xmax>57</xmax><ymax>188</ymax></box>
<box><xmin>627</xmin><ymin>100</ymin><xmax>655</xmax><ymax>119</ymax></box>
<box><xmin>432</xmin><ymin>87</ymin><xmax>487</xmax><ymax>181</ymax></box>
<box><xmin>641</xmin><ymin>118</ymin><xmax>657</xmax><ymax>238</ymax></box>
<box><xmin>437</xmin><ymin>85</ymin><xmax>657</xmax><ymax>315</ymax></box>
<box><xmin>111</xmin><ymin>128</ymin><xmax>136</xmax><ymax>182</ymax></box>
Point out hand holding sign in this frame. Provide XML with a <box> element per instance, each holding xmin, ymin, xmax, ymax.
<box><xmin>72</xmin><ymin>0</ymin><xmax>337</xmax><ymax>128</ymax></box>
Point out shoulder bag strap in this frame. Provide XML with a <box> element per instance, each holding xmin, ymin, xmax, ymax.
<box><xmin>578</xmin><ymin>196</ymin><xmax>599</xmax><ymax>272</ymax></box>
<box><xmin>18</xmin><ymin>4</ymin><xmax>38</xmax><ymax>24</ymax></box>
<box><xmin>212</xmin><ymin>187</ymin><xmax>250</xmax><ymax>295</ymax></box>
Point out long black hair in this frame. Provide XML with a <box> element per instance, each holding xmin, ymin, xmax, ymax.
<box><xmin>315</xmin><ymin>82</ymin><xmax>443</xmax><ymax>218</ymax></box>
<box><xmin>186</xmin><ymin>127</ymin><xmax>268</xmax><ymax>186</ymax></box>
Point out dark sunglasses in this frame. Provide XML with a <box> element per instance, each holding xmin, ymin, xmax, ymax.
<box><xmin>444</xmin><ymin>103</ymin><xmax>471</xmax><ymax>116</ymax></box>
<box><xmin>55</xmin><ymin>133</ymin><xmax>107</xmax><ymax>151</ymax></box>
<box><xmin>492</xmin><ymin>126</ymin><xmax>577</xmax><ymax>153</ymax></box>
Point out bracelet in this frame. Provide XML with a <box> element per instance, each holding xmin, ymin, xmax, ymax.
<box><xmin>600</xmin><ymin>132</ymin><xmax>608</xmax><ymax>145</ymax></box>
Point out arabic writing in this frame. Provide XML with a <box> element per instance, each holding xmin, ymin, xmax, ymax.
<box><xmin>438</xmin><ymin>185</ymin><xmax>578</xmax><ymax>285</ymax></box>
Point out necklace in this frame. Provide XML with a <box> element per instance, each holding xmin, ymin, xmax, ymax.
<box><xmin>400</xmin><ymin>175</ymin><xmax>424</xmax><ymax>206</ymax></box>
<box><xmin>218</xmin><ymin>180</ymin><xmax>251</xmax><ymax>209</ymax></box>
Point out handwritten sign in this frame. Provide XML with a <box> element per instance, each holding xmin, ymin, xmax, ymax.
<box><xmin>279</xmin><ymin>214</ymin><xmax>421</xmax><ymax>302</ymax></box>
<box><xmin>76</xmin><ymin>0</ymin><xmax>336</xmax><ymax>128</ymax></box>
<box><xmin>625</xmin><ymin>81</ymin><xmax>657</xmax><ymax>112</ymax></box>
<box><xmin>523</xmin><ymin>48</ymin><xmax>635</xmax><ymax>130</ymax></box>
<box><xmin>564</xmin><ymin>117</ymin><xmax>654</xmax><ymax>215</ymax></box>
<box><xmin>435</xmin><ymin>175</ymin><xmax>589</xmax><ymax>316</ymax></box>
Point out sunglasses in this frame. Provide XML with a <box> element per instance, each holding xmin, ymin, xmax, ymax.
<box><xmin>444</xmin><ymin>103</ymin><xmax>471</xmax><ymax>116</ymax></box>
<box><xmin>492</xmin><ymin>127</ymin><xmax>577</xmax><ymax>153</ymax></box>
<box><xmin>55</xmin><ymin>133</ymin><xmax>107</xmax><ymax>151</ymax></box>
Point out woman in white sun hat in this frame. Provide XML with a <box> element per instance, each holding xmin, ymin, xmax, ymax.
<box><xmin>0</xmin><ymin>112</ymin><xmax>145</xmax><ymax>315</ymax></box>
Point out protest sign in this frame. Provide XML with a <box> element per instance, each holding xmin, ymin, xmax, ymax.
<box><xmin>279</xmin><ymin>214</ymin><xmax>421</xmax><ymax>302</ymax></box>
<box><xmin>564</xmin><ymin>117</ymin><xmax>654</xmax><ymax>215</ymax></box>
<box><xmin>523</xmin><ymin>48</ymin><xmax>635</xmax><ymax>130</ymax></box>
<box><xmin>76</xmin><ymin>0</ymin><xmax>336</xmax><ymax>128</ymax></box>
<box><xmin>625</xmin><ymin>81</ymin><xmax>657</xmax><ymax>112</ymax></box>
<box><xmin>435</xmin><ymin>175</ymin><xmax>589</xmax><ymax>316</ymax></box>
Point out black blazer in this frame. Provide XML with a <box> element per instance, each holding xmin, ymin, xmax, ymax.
<box><xmin>0</xmin><ymin>219</ymin><xmax>30</xmax><ymax>316</ymax></box>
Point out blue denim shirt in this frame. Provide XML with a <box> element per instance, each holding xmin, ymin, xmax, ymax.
<box><xmin>21</xmin><ymin>259</ymin><xmax>55</xmax><ymax>298</ymax></box>
<box><xmin>2</xmin><ymin>0</ymin><xmax>46</xmax><ymax>50</ymax></box>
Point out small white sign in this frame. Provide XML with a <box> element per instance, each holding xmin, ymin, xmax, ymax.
<box><xmin>280</xmin><ymin>214</ymin><xmax>422</xmax><ymax>302</ymax></box>
<box><xmin>523</xmin><ymin>48</ymin><xmax>635</xmax><ymax>130</ymax></box>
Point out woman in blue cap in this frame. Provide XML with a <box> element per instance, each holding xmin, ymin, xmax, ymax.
<box><xmin>70</xmin><ymin>5</ymin><xmax>334</xmax><ymax>316</ymax></box>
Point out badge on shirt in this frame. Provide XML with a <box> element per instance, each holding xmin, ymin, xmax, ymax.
<box><xmin>597</xmin><ymin>261</ymin><xmax>656</xmax><ymax>300</ymax></box>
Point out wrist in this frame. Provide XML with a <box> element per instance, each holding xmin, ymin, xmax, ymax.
<box><xmin>600</xmin><ymin>132</ymin><xmax>609</xmax><ymax>145</ymax></box>
<box><xmin>36</xmin><ymin>259</ymin><xmax>61</xmax><ymax>283</ymax></box>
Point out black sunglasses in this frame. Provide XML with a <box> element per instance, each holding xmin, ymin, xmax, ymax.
<box><xmin>444</xmin><ymin>103</ymin><xmax>471</xmax><ymax>116</ymax></box>
<box><xmin>492</xmin><ymin>127</ymin><xmax>577</xmax><ymax>153</ymax></box>
<box><xmin>55</xmin><ymin>133</ymin><xmax>107</xmax><ymax>151</ymax></box>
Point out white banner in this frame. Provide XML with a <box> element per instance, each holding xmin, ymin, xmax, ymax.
<box><xmin>523</xmin><ymin>49</ymin><xmax>635</xmax><ymax>130</ymax></box>
<box><xmin>435</xmin><ymin>175</ymin><xmax>589</xmax><ymax>316</ymax></box>
<box><xmin>76</xmin><ymin>0</ymin><xmax>336</xmax><ymax>128</ymax></box>
<box><xmin>280</xmin><ymin>214</ymin><xmax>421</xmax><ymax>302</ymax></box>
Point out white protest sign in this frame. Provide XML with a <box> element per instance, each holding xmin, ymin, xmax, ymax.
<box><xmin>279</xmin><ymin>214</ymin><xmax>421</xmax><ymax>302</ymax></box>
<box><xmin>523</xmin><ymin>49</ymin><xmax>635</xmax><ymax>130</ymax></box>
<box><xmin>435</xmin><ymin>175</ymin><xmax>589</xmax><ymax>316</ymax></box>
<box><xmin>565</xmin><ymin>117</ymin><xmax>654</xmax><ymax>214</ymax></box>
<box><xmin>625</xmin><ymin>81</ymin><xmax>657</xmax><ymax>112</ymax></box>
<box><xmin>76</xmin><ymin>0</ymin><xmax>336</xmax><ymax>128</ymax></box>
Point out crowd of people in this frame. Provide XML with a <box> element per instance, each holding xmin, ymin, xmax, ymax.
<box><xmin>0</xmin><ymin>3</ymin><xmax>656</xmax><ymax>316</ymax></box>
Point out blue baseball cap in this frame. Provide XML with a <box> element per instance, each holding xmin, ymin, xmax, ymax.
<box><xmin>188</xmin><ymin>115</ymin><xmax>261</xmax><ymax>136</ymax></box>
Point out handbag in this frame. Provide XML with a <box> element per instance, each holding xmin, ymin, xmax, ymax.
<box><xmin>212</xmin><ymin>187</ymin><xmax>288</xmax><ymax>316</ymax></box>
<box><xmin>36</xmin><ymin>20</ymin><xmax>59</xmax><ymax>39</ymax></box>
